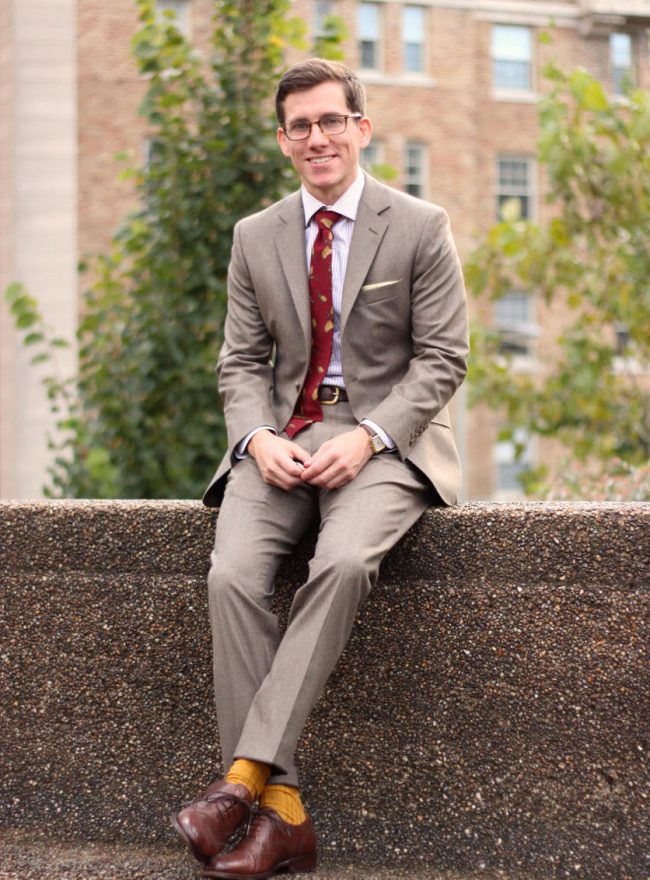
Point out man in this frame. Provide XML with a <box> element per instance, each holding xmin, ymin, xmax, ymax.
<box><xmin>173</xmin><ymin>58</ymin><xmax>468</xmax><ymax>879</ymax></box>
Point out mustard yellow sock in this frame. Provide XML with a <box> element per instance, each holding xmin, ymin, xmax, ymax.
<box><xmin>225</xmin><ymin>759</ymin><xmax>270</xmax><ymax>801</ymax></box>
<box><xmin>260</xmin><ymin>784</ymin><xmax>307</xmax><ymax>825</ymax></box>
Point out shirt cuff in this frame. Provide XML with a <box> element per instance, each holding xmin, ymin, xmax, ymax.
<box><xmin>360</xmin><ymin>419</ymin><xmax>395</xmax><ymax>451</ymax></box>
<box><xmin>234</xmin><ymin>426</ymin><xmax>277</xmax><ymax>459</ymax></box>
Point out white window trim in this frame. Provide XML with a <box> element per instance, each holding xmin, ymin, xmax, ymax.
<box><xmin>404</xmin><ymin>141</ymin><xmax>428</xmax><ymax>200</ymax></box>
<box><xmin>490</xmin><ymin>23</ymin><xmax>535</xmax><ymax>100</ymax></box>
<box><xmin>495</xmin><ymin>154</ymin><xmax>537</xmax><ymax>222</ymax></box>
<box><xmin>403</xmin><ymin>5</ymin><xmax>427</xmax><ymax>75</ymax></box>
<box><xmin>358</xmin><ymin>2</ymin><xmax>383</xmax><ymax>72</ymax></box>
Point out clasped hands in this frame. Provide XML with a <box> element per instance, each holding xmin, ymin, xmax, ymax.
<box><xmin>247</xmin><ymin>427</ymin><xmax>372</xmax><ymax>491</ymax></box>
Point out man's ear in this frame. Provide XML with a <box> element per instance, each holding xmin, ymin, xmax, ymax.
<box><xmin>359</xmin><ymin>116</ymin><xmax>373</xmax><ymax>149</ymax></box>
<box><xmin>277</xmin><ymin>127</ymin><xmax>291</xmax><ymax>157</ymax></box>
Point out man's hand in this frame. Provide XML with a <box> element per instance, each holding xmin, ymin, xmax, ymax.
<box><xmin>300</xmin><ymin>427</ymin><xmax>373</xmax><ymax>489</ymax></box>
<box><xmin>247</xmin><ymin>430</ymin><xmax>310</xmax><ymax>490</ymax></box>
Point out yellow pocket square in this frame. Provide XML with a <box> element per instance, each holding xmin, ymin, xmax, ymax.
<box><xmin>361</xmin><ymin>279</ymin><xmax>402</xmax><ymax>291</ymax></box>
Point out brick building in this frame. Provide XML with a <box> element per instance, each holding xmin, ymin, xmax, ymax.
<box><xmin>1</xmin><ymin>0</ymin><xmax>649</xmax><ymax>498</ymax></box>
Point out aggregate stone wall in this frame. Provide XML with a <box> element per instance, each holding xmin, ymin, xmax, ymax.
<box><xmin>0</xmin><ymin>501</ymin><xmax>648</xmax><ymax>880</ymax></box>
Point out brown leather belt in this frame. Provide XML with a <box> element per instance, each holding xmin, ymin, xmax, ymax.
<box><xmin>317</xmin><ymin>385</ymin><xmax>349</xmax><ymax>405</ymax></box>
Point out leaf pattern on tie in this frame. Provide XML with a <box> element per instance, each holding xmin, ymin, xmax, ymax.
<box><xmin>284</xmin><ymin>209</ymin><xmax>343</xmax><ymax>439</ymax></box>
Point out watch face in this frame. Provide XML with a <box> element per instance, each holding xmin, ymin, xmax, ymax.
<box><xmin>370</xmin><ymin>434</ymin><xmax>386</xmax><ymax>454</ymax></box>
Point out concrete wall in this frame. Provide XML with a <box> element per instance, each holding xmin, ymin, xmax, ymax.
<box><xmin>0</xmin><ymin>501</ymin><xmax>648</xmax><ymax>879</ymax></box>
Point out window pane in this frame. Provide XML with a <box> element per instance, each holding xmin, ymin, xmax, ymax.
<box><xmin>497</xmin><ymin>156</ymin><xmax>533</xmax><ymax>220</ymax></box>
<box><xmin>405</xmin><ymin>43</ymin><xmax>423</xmax><ymax>72</ymax></box>
<box><xmin>611</xmin><ymin>32</ymin><xmax>631</xmax><ymax>66</ymax></box>
<box><xmin>359</xmin><ymin>3</ymin><xmax>379</xmax><ymax>69</ymax></box>
<box><xmin>495</xmin><ymin>291</ymin><xmax>535</xmax><ymax>355</ymax></box>
<box><xmin>403</xmin><ymin>6</ymin><xmax>424</xmax><ymax>41</ymax></box>
<box><xmin>405</xmin><ymin>143</ymin><xmax>425</xmax><ymax>198</ymax></box>
<box><xmin>611</xmin><ymin>33</ymin><xmax>633</xmax><ymax>93</ymax></box>
<box><xmin>360</xmin><ymin>41</ymin><xmax>377</xmax><ymax>69</ymax></box>
<box><xmin>361</xmin><ymin>140</ymin><xmax>382</xmax><ymax>171</ymax></box>
<box><xmin>495</xmin><ymin>428</ymin><xmax>531</xmax><ymax>492</ymax></box>
<box><xmin>358</xmin><ymin>4</ymin><xmax>379</xmax><ymax>39</ymax></box>
<box><xmin>492</xmin><ymin>25</ymin><xmax>531</xmax><ymax>90</ymax></box>
<box><xmin>493</xmin><ymin>59</ymin><xmax>530</xmax><ymax>90</ymax></box>
<box><xmin>492</xmin><ymin>25</ymin><xmax>531</xmax><ymax>61</ymax></box>
<box><xmin>315</xmin><ymin>0</ymin><xmax>334</xmax><ymax>35</ymax></box>
<box><xmin>498</xmin><ymin>158</ymin><xmax>529</xmax><ymax>189</ymax></box>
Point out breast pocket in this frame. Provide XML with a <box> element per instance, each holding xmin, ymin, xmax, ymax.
<box><xmin>359</xmin><ymin>278</ymin><xmax>403</xmax><ymax>305</ymax></box>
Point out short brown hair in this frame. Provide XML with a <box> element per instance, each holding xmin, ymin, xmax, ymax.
<box><xmin>275</xmin><ymin>58</ymin><xmax>366</xmax><ymax>124</ymax></box>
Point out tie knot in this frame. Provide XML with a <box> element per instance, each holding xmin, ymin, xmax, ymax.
<box><xmin>314</xmin><ymin>209</ymin><xmax>343</xmax><ymax>232</ymax></box>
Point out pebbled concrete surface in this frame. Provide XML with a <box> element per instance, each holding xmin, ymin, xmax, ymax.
<box><xmin>0</xmin><ymin>501</ymin><xmax>648</xmax><ymax>880</ymax></box>
<box><xmin>0</xmin><ymin>830</ymin><xmax>530</xmax><ymax>880</ymax></box>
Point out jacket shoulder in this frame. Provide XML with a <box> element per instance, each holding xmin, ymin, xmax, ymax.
<box><xmin>234</xmin><ymin>190</ymin><xmax>302</xmax><ymax>235</ymax></box>
<box><xmin>361</xmin><ymin>174</ymin><xmax>450</xmax><ymax>226</ymax></box>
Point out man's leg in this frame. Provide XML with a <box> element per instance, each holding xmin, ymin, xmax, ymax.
<box><xmin>208</xmin><ymin>455</ymin><xmax>318</xmax><ymax>782</ymax></box>
<box><xmin>232</xmin><ymin>403</ymin><xmax>434</xmax><ymax>782</ymax></box>
<box><xmin>173</xmin><ymin>456</ymin><xmax>317</xmax><ymax>861</ymax></box>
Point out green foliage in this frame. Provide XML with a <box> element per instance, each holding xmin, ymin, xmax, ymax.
<box><xmin>312</xmin><ymin>15</ymin><xmax>348</xmax><ymax>61</ymax></box>
<box><xmin>6</xmin><ymin>0</ymin><xmax>308</xmax><ymax>498</ymax></box>
<box><xmin>466</xmin><ymin>64</ymin><xmax>650</xmax><ymax>496</ymax></box>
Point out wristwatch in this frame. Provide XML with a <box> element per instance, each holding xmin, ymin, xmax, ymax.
<box><xmin>359</xmin><ymin>423</ymin><xmax>387</xmax><ymax>455</ymax></box>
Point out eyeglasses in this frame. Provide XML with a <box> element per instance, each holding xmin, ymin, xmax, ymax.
<box><xmin>281</xmin><ymin>113</ymin><xmax>363</xmax><ymax>141</ymax></box>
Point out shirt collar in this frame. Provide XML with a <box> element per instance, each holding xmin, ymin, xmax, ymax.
<box><xmin>301</xmin><ymin>169</ymin><xmax>365</xmax><ymax>227</ymax></box>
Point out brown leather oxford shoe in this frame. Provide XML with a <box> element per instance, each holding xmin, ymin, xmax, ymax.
<box><xmin>172</xmin><ymin>780</ymin><xmax>254</xmax><ymax>863</ymax></box>
<box><xmin>202</xmin><ymin>808</ymin><xmax>317</xmax><ymax>879</ymax></box>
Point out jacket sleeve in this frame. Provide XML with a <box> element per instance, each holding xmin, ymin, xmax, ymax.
<box><xmin>216</xmin><ymin>221</ymin><xmax>279</xmax><ymax>452</ymax></box>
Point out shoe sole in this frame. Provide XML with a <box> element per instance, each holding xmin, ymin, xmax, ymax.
<box><xmin>170</xmin><ymin>813</ymin><xmax>212</xmax><ymax>864</ymax></box>
<box><xmin>202</xmin><ymin>850</ymin><xmax>317</xmax><ymax>879</ymax></box>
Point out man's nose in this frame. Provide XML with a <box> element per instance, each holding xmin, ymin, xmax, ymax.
<box><xmin>306</xmin><ymin>122</ymin><xmax>329</xmax><ymax>147</ymax></box>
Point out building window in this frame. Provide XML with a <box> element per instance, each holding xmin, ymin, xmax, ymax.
<box><xmin>496</xmin><ymin>156</ymin><xmax>534</xmax><ymax>220</ymax></box>
<box><xmin>156</xmin><ymin>0</ymin><xmax>191</xmax><ymax>36</ymax></box>
<box><xmin>314</xmin><ymin>0</ymin><xmax>335</xmax><ymax>39</ymax></box>
<box><xmin>358</xmin><ymin>3</ymin><xmax>381</xmax><ymax>70</ymax></box>
<box><xmin>495</xmin><ymin>291</ymin><xmax>537</xmax><ymax>357</ymax></box>
<box><xmin>494</xmin><ymin>427</ymin><xmax>531</xmax><ymax>495</ymax></box>
<box><xmin>404</xmin><ymin>142</ymin><xmax>426</xmax><ymax>198</ymax></box>
<box><xmin>610</xmin><ymin>32</ymin><xmax>633</xmax><ymax>94</ymax></box>
<box><xmin>361</xmin><ymin>140</ymin><xmax>384</xmax><ymax>172</ymax></box>
<box><xmin>403</xmin><ymin>6</ymin><xmax>425</xmax><ymax>73</ymax></box>
<box><xmin>491</xmin><ymin>25</ymin><xmax>532</xmax><ymax>91</ymax></box>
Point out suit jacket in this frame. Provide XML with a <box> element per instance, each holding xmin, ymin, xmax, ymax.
<box><xmin>203</xmin><ymin>173</ymin><xmax>469</xmax><ymax>508</ymax></box>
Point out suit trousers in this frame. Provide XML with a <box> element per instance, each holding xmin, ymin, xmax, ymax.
<box><xmin>207</xmin><ymin>402</ymin><xmax>434</xmax><ymax>787</ymax></box>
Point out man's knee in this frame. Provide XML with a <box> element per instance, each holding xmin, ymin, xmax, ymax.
<box><xmin>207</xmin><ymin>551</ymin><xmax>272</xmax><ymax>612</ymax></box>
<box><xmin>309</xmin><ymin>544</ymin><xmax>378</xmax><ymax>606</ymax></box>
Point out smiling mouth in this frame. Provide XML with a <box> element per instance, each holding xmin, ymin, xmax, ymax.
<box><xmin>308</xmin><ymin>155</ymin><xmax>336</xmax><ymax>165</ymax></box>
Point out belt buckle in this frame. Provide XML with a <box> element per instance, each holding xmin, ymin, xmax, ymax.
<box><xmin>320</xmin><ymin>386</ymin><xmax>340</xmax><ymax>406</ymax></box>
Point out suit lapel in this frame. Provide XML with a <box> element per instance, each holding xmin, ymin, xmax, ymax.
<box><xmin>340</xmin><ymin>177</ymin><xmax>390</xmax><ymax>331</ymax></box>
<box><xmin>275</xmin><ymin>192</ymin><xmax>311</xmax><ymax>345</ymax></box>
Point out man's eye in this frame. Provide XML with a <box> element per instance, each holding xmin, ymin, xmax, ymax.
<box><xmin>289</xmin><ymin>122</ymin><xmax>309</xmax><ymax>134</ymax></box>
<box><xmin>321</xmin><ymin>116</ymin><xmax>341</xmax><ymax>127</ymax></box>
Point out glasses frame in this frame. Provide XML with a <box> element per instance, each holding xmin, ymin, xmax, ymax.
<box><xmin>281</xmin><ymin>113</ymin><xmax>363</xmax><ymax>141</ymax></box>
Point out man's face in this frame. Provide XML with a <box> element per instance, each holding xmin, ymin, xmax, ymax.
<box><xmin>277</xmin><ymin>81</ymin><xmax>372</xmax><ymax>205</ymax></box>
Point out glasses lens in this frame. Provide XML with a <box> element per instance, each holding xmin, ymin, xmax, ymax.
<box><xmin>286</xmin><ymin>122</ymin><xmax>310</xmax><ymax>140</ymax></box>
<box><xmin>320</xmin><ymin>115</ymin><xmax>346</xmax><ymax>135</ymax></box>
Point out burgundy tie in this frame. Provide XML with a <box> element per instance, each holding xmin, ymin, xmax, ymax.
<box><xmin>285</xmin><ymin>209</ymin><xmax>343</xmax><ymax>439</ymax></box>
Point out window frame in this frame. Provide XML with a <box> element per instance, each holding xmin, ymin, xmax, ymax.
<box><xmin>495</xmin><ymin>154</ymin><xmax>536</xmax><ymax>222</ymax></box>
<box><xmin>403</xmin><ymin>6</ymin><xmax>426</xmax><ymax>75</ymax></box>
<box><xmin>610</xmin><ymin>32</ymin><xmax>634</xmax><ymax>95</ymax></box>
<box><xmin>491</xmin><ymin>24</ymin><xmax>534</xmax><ymax>98</ymax></box>
<box><xmin>358</xmin><ymin>2</ymin><xmax>382</xmax><ymax>71</ymax></box>
<box><xmin>404</xmin><ymin>141</ymin><xmax>427</xmax><ymax>199</ymax></box>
